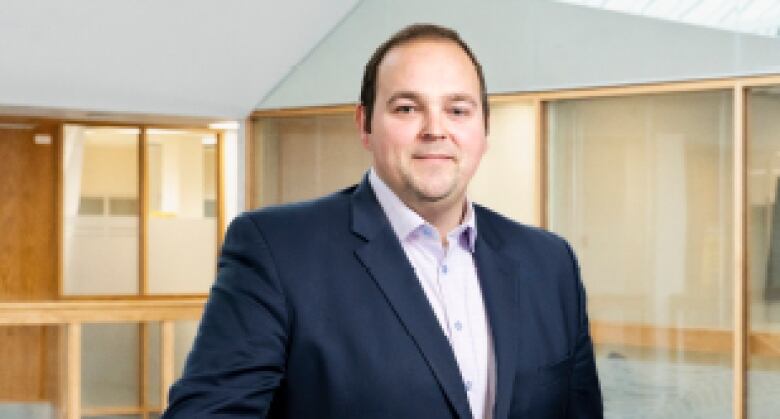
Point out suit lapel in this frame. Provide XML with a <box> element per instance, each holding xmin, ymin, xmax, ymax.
<box><xmin>351</xmin><ymin>177</ymin><xmax>472</xmax><ymax>419</ymax></box>
<box><xmin>472</xmin><ymin>211</ymin><xmax>519</xmax><ymax>419</ymax></box>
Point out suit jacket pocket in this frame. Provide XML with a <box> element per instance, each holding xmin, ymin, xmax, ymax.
<box><xmin>511</xmin><ymin>354</ymin><xmax>573</xmax><ymax>419</ymax></box>
<box><xmin>538</xmin><ymin>354</ymin><xmax>573</xmax><ymax>388</ymax></box>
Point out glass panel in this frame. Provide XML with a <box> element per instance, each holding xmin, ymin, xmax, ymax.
<box><xmin>146</xmin><ymin>130</ymin><xmax>217</xmax><ymax>294</ymax></box>
<box><xmin>174</xmin><ymin>321</ymin><xmax>199</xmax><ymax>380</ymax></box>
<box><xmin>63</xmin><ymin>126</ymin><xmax>139</xmax><ymax>295</ymax></box>
<box><xmin>746</xmin><ymin>86</ymin><xmax>780</xmax><ymax>418</ymax></box>
<box><xmin>252</xmin><ymin>113</ymin><xmax>370</xmax><ymax>207</ymax></box>
<box><xmin>78</xmin><ymin>197</ymin><xmax>104</xmax><ymax>216</ymax></box>
<box><xmin>469</xmin><ymin>100</ymin><xmax>537</xmax><ymax>225</ymax></box>
<box><xmin>0</xmin><ymin>402</ymin><xmax>54</xmax><ymax>419</ymax></box>
<box><xmin>81</xmin><ymin>324</ymin><xmax>139</xmax><ymax>408</ymax></box>
<box><xmin>547</xmin><ymin>90</ymin><xmax>734</xmax><ymax>417</ymax></box>
<box><xmin>108</xmin><ymin>197</ymin><xmax>139</xmax><ymax>216</ymax></box>
<box><xmin>145</xmin><ymin>322</ymin><xmax>161</xmax><ymax>409</ymax></box>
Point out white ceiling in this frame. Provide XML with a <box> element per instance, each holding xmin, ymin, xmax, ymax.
<box><xmin>0</xmin><ymin>0</ymin><xmax>360</xmax><ymax>120</ymax></box>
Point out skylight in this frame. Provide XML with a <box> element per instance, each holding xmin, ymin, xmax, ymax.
<box><xmin>555</xmin><ymin>0</ymin><xmax>780</xmax><ymax>37</ymax></box>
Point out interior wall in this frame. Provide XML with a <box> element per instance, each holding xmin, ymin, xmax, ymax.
<box><xmin>0</xmin><ymin>125</ymin><xmax>59</xmax><ymax>401</ymax></box>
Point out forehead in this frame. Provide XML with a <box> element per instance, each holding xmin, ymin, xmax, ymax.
<box><xmin>376</xmin><ymin>39</ymin><xmax>481</xmax><ymax>98</ymax></box>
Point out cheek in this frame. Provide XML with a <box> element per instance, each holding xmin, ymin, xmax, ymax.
<box><xmin>375</xmin><ymin>125</ymin><xmax>418</xmax><ymax>154</ymax></box>
<box><xmin>457</xmin><ymin>128</ymin><xmax>487</xmax><ymax>160</ymax></box>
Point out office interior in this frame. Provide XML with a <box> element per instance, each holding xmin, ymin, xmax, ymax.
<box><xmin>1</xmin><ymin>1</ymin><xmax>780</xmax><ymax>418</ymax></box>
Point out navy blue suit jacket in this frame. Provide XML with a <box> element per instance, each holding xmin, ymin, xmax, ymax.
<box><xmin>164</xmin><ymin>176</ymin><xmax>602</xmax><ymax>418</ymax></box>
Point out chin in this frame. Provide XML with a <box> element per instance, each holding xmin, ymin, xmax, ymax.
<box><xmin>411</xmin><ymin>183</ymin><xmax>459</xmax><ymax>203</ymax></box>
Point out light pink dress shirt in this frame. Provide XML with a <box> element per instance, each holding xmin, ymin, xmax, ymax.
<box><xmin>368</xmin><ymin>169</ymin><xmax>496</xmax><ymax>419</ymax></box>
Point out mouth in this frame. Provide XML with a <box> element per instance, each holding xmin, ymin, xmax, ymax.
<box><xmin>412</xmin><ymin>153</ymin><xmax>455</xmax><ymax>161</ymax></box>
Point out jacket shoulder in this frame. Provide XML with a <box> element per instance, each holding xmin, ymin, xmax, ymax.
<box><xmin>232</xmin><ymin>184</ymin><xmax>357</xmax><ymax>237</ymax></box>
<box><xmin>474</xmin><ymin>204</ymin><xmax>570</xmax><ymax>251</ymax></box>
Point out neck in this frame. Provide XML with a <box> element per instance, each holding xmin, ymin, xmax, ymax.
<box><xmin>369</xmin><ymin>168</ymin><xmax>468</xmax><ymax>242</ymax></box>
<box><xmin>406</xmin><ymin>195</ymin><xmax>467</xmax><ymax>242</ymax></box>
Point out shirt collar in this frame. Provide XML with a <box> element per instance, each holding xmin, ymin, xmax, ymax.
<box><xmin>368</xmin><ymin>168</ymin><xmax>477</xmax><ymax>252</ymax></box>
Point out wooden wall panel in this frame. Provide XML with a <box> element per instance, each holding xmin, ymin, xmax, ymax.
<box><xmin>0</xmin><ymin>124</ymin><xmax>58</xmax><ymax>401</ymax></box>
<box><xmin>0</xmin><ymin>326</ymin><xmax>46</xmax><ymax>400</ymax></box>
<box><xmin>0</xmin><ymin>125</ymin><xmax>57</xmax><ymax>299</ymax></box>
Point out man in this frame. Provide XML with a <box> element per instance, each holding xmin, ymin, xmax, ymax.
<box><xmin>164</xmin><ymin>23</ymin><xmax>602</xmax><ymax>418</ymax></box>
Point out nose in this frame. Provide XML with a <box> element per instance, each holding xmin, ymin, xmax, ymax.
<box><xmin>420</xmin><ymin>108</ymin><xmax>446</xmax><ymax>141</ymax></box>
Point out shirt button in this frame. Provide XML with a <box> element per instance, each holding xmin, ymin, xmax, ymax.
<box><xmin>465</xmin><ymin>380</ymin><xmax>472</xmax><ymax>391</ymax></box>
<box><xmin>454</xmin><ymin>321</ymin><xmax>463</xmax><ymax>331</ymax></box>
<box><xmin>441</xmin><ymin>264</ymin><xmax>448</xmax><ymax>274</ymax></box>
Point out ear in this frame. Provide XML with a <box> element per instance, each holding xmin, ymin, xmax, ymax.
<box><xmin>356</xmin><ymin>104</ymin><xmax>371</xmax><ymax>150</ymax></box>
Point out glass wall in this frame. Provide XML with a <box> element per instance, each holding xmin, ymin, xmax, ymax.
<box><xmin>59</xmin><ymin>125</ymin><xmax>222</xmax><ymax>418</ymax></box>
<box><xmin>174</xmin><ymin>321</ymin><xmax>199</xmax><ymax>379</ymax></box>
<box><xmin>145</xmin><ymin>322</ymin><xmax>162</xmax><ymax>412</ymax></box>
<box><xmin>471</xmin><ymin>100</ymin><xmax>538</xmax><ymax>225</ymax></box>
<box><xmin>746</xmin><ymin>86</ymin><xmax>780</xmax><ymax>418</ymax></box>
<box><xmin>146</xmin><ymin>129</ymin><xmax>218</xmax><ymax>294</ymax></box>
<box><xmin>253</xmin><ymin>113</ymin><xmax>370</xmax><ymax>207</ymax></box>
<box><xmin>63</xmin><ymin>125</ymin><xmax>221</xmax><ymax>296</ymax></box>
<box><xmin>63</xmin><ymin>126</ymin><xmax>140</xmax><ymax>295</ymax></box>
<box><xmin>252</xmin><ymin>102</ymin><xmax>538</xmax><ymax>225</ymax></box>
<box><xmin>548</xmin><ymin>90</ymin><xmax>734</xmax><ymax>418</ymax></box>
<box><xmin>81</xmin><ymin>324</ymin><xmax>139</xmax><ymax>409</ymax></box>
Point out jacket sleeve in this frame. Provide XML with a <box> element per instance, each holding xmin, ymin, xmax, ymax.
<box><xmin>565</xmin><ymin>242</ymin><xmax>604</xmax><ymax>419</ymax></box>
<box><xmin>163</xmin><ymin>213</ymin><xmax>288</xmax><ymax>418</ymax></box>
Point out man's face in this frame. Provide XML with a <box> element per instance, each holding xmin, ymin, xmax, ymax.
<box><xmin>359</xmin><ymin>39</ymin><xmax>487</xmax><ymax>209</ymax></box>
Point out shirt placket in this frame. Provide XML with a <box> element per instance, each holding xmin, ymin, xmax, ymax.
<box><xmin>442</xmin><ymin>231</ymin><xmax>476</xmax><ymax>397</ymax></box>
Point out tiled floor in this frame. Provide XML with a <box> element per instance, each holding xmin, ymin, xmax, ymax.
<box><xmin>599</xmin><ymin>355</ymin><xmax>780</xmax><ymax>418</ymax></box>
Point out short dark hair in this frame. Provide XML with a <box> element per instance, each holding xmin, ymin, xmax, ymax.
<box><xmin>359</xmin><ymin>23</ymin><xmax>489</xmax><ymax>133</ymax></box>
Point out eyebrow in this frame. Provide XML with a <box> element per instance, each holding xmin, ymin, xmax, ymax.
<box><xmin>446</xmin><ymin>94</ymin><xmax>478</xmax><ymax>106</ymax></box>
<box><xmin>386</xmin><ymin>91</ymin><xmax>422</xmax><ymax>105</ymax></box>
<box><xmin>386</xmin><ymin>91</ymin><xmax>478</xmax><ymax>106</ymax></box>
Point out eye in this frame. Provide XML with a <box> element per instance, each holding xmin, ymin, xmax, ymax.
<box><xmin>449</xmin><ymin>105</ymin><xmax>471</xmax><ymax>117</ymax></box>
<box><xmin>394</xmin><ymin>105</ymin><xmax>416</xmax><ymax>114</ymax></box>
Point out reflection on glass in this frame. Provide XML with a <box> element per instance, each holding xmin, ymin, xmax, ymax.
<box><xmin>747</xmin><ymin>86</ymin><xmax>780</xmax><ymax>418</ymax></box>
<box><xmin>63</xmin><ymin>126</ymin><xmax>139</xmax><ymax>295</ymax></box>
<box><xmin>253</xmin><ymin>114</ymin><xmax>370</xmax><ymax>207</ymax></box>
<box><xmin>548</xmin><ymin>90</ymin><xmax>734</xmax><ymax>417</ymax></box>
<box><xmin>146</xmin><ymin>130</ymin><xmax>217</xmax><ymax>294</ymax></box>
<box><xmin>82</xmin><ymin>324</ymin><xmax>139</xmax><ymax>408</ymax></box>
